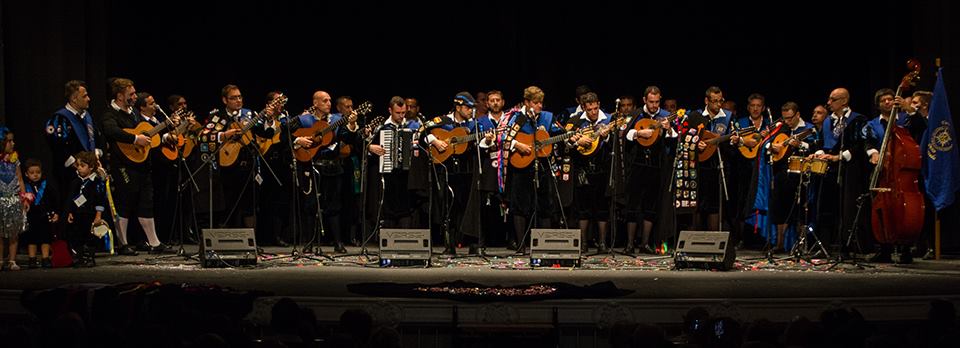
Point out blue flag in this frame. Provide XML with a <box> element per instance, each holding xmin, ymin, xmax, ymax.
<box><xmin>921</xmin><ymin>67</ymin><xmax>960</xmax><ymax>211</ymax></box>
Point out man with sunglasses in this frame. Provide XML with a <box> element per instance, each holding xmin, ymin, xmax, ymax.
<box><xmin>812</xmin><ymin>88</ymin><xmax>869</xmax><ymax>256</ymax></box>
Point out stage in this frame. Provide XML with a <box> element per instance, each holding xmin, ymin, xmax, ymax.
<box><xmin>1</xmin><ymin>245</ymin><xmax>959</xmax><ymax>332</ymax></box>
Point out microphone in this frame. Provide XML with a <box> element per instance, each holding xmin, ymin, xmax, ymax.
<box><xmin>155</xmin><ymin>104</ymin><xmax>170</xmax><ymax>120</ymax></box>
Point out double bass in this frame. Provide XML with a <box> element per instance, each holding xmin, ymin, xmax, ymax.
<box><xmin>869</xmin><ymin>59</ymin><xmax>925</xmax><ymax>245</ymax></box>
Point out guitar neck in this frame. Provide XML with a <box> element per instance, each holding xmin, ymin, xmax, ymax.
<box><xmin>319</xmin><ymin>114</ymin><xmax>349</xmax><ymax>135</ymax></box>
<box><xmin>705</xmin><ymin>133</ymin><xmax>735</xmax><ymax>145</ymax></box>
<box><xmin>705</xmin><ymin>126</ymin><xmax>756</xmax><ymax>145</ymax></box>
<box><xmin>787</xmin><ymin>129</ymin><xmax>815</xmax><ymax>146</ymax></box>
<box><xmin>541</xmin><ymin>131</ymin><xmax>576</xmax><ymax>146</ymax></box>
<box><xmin>461</xmin><ymin>129</ymin><xmax>494</xmax><ymax>143</ymax></box>
<box><xmin>234</xmin><ymin>114</ymin><xmax>263</xmax><ymax>135</ymax></box>
<box><xmin>144</xmin><ymin>119</ymin><xmax>170</xmax><ymax>137</ymax></box>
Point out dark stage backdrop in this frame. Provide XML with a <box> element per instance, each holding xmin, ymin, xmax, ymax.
<box><xmin>2</xmin><ymin>0</ymin><xmax>958</xmax><ymax>243</ymax></box>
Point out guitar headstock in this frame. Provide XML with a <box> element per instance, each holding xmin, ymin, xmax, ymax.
<box><xmin>260</xmin><ymin>93</ymin><xmax>288</xmax><ymax>120</ymax></box>
<box><xmin>362</xmin><ymin>115</ymin><xmax>387</xmax><ymax>135</ymax></box>
<box><xmin>270</xmin><ymin>93</ymin><xmax>289</xmax><ymax>109</ymax></box>
<box><xmin>354</xmin><ymin>101</ymin><xmax>373</xmax><ymax>116</ymax></box>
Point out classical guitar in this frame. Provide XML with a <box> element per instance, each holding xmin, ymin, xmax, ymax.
<box><xmin>292</xmin><ymin>101</ymin><xmax>372</xmax><ymax>162</ymax></box>
<box><xmin>428</xmin><ymin>127</ymin><xmax>497</xmax><ymax>164</ymax></box>
<box><xmin>509</xmin><ymin>128</ymin><xmax>580</xmax><ymax>169</ymax></box>
<box><xmin>160</xmin><ymin>108</ymin><xmax>200</xmax><ymax>161</ymax></box>
<box><xmin>116</xmin><ymin>114</ymin><xmax>174</xmax><ymax>163</ymax></box>
<box><xmin>697</xmin><ymin>126</ymin><xmax>757</xmax><ymax>162</ymax></box>
<box><xmin>219</xmin><ymin>94</ymin><xmax>288</xmax><ymax>167</ymax></box>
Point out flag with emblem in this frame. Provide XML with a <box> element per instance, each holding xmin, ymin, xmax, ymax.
<box><xmin>921</xmin><ymin>67</ymin><xmax>960</xmax><ymax>211</ymax></box>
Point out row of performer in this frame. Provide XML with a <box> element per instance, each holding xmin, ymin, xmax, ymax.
<box><xmin>4</xmin><ymin>77</ymin><xmax>933</xmax><ymax>268</ymax></box>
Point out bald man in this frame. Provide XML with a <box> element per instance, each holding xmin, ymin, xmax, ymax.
<box><xmin>289</xmin><ymin>90</ymin><xmax>359</xmax><ymax>254</ymax></box>
<box><xmin>812</xmin><ymin>88</ymin><xmax>869</xmax><ymax>256</ymax></box>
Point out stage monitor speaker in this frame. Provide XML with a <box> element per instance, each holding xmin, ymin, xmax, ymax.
<box><xmin>379</xmin><ymin>229</ymin><xmax>431</xmax><ymax>267</ymax></box>
<box><xmin>530</xmin><ymin>229</ymin><xmax>581</xmax><ymax>267</ymax></box>
<box><xmin>200</xmin><ymin>228</ymin><xmax>257</xmax><ymax>268</ymax></box>
<box><xmin>674</xmin><ymin>230</ymin><xmax>735</xmax><ymax>271</ymax></box>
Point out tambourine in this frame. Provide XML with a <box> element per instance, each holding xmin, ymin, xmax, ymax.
<box><xmin>91</xmin><ymin>220</ymin><xmax>111</xmax><ymax>239</ymax></box>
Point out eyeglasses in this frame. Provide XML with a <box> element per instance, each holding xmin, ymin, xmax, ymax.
<box><xmin>227</xmin><ymin>95</ymin><xmax>243</xmax><ymax>101</ymax></box>
<box><xmin>708</xmin><ymin>98</ymin><xmax>724</xmax><ymax>104</ymax></box>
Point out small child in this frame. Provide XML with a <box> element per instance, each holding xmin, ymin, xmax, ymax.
<box><xmin>64</xmin><ymin>151</ymin><xmax>106</xmax><ymax>267</ymax></box>
<box><xmin>0</xmin><ymin>126</ymin><xmax>27</xmax><ymax>271</ymax></box>
<box><xmin>22</xmin><ymin>159</ymin><xmax>59</xmax><ymax>268</ymax></box>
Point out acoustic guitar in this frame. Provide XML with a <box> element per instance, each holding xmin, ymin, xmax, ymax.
<box><xmin>160</xmin><ymin>108</ymin><xmax>200</xmax><ymax>160</ymax></box>
<box><xmin>633</xmin><ymin>109</ymin><xmax>685</xmax><ymax>147</ymax></box>
<box><xmin>116</xmin><ymin>116</ymin><xmax>173</xmax><ymax>163</ymax></box>
<box><xmin>219</xmin><ymin>94</ymin><xmax>288</xmax><ymax>167</ymax></box>
<box><xmin>576</xmin><ymin>116</ymin><xmax>629</xmax><ymax>155</ymax></box>
<box><xmin>509</xmin><ymin>129</ymin><xmax>580</xmax><ymax>169</ymax></box>
<box><xmin>697</xmin><ymin>126</ymin><xmax>756</xmax><ymax>162</ymax></box>
<box><xmin>770</xmin><ymin>128</ymin><xmax>815</xmax><ymax>162</ymax></box>
<box><xmin>428</xmin><ymin>127</ymin><xmax>496</xmax><ymax>164</ymax></box>
<box><xmin>292</xmin><ymin>101</ymin><xmax>372</xmax><ymax>162</ymax></box>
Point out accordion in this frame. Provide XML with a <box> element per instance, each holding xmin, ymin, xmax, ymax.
<box><xmin>379</xmin><ymin>128</ymin><xmax>413</xmax><ymax>173</ymax></box>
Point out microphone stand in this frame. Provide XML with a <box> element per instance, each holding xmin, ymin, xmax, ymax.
<box><xmin>425</xmin><ymin>119</ymin><xmax>453</xmax><ymax>255</ymax></box>
<box><xmin>513</xmin><ymin>110</ymin><xmax>541</xmax><ymax>257</ymax></box>
<box><xmin>221</xmin><ymin>113</ymin><xmax>283</xmax><ymax>227</ymax></box>
<box><xmin>152</xmin><ymin>106</ymin><xmax>200</xmax><ymax>261</ymax></box>
<box><xmin>348</xmin><ymin>117</ymin><xmax>402</xmax><ymax>263</ymax></box>
<box><xmin>461</xmin><ymin>108</ymin><xmax>488</xmax><ymax>259</ymax></box>
<box><xmin>183</xmin><ymin>110</ymin><xmax>273</xmax><ymax>228</ymax></box>
<box><xmin>713</xmin><ymin>115</ymin><xmax>731</xmax><ymax>232</ymax></box>
<box><xmin>355</xmin><ymin>121</ymin><xmax>383</xmax><ymax>261</ymax></box>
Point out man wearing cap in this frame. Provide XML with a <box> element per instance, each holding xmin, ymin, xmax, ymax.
<box><xmin>422</xmin><ymin>92</ymin><xmax>494</xmax><ymax>254</ymax></box>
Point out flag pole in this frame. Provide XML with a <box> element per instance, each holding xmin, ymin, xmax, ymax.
<box><xmin>935</xmin><ymin>57</ymin><xmax>942</xmax><ymax>261</ymax></box>
<box><xmin>935</xmin><ymin>212</ymin><xmax>941</xmax><ymax>260</ymax></box>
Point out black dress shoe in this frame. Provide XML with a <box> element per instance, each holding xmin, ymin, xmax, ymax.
<box><xmin>148</xmin><ymin>244</ymin><xmax>170</xmax><ymax>254</ymax></box>
<box><xmin>895</xmin><ymin>246</ymin><xmax>914</xmax><ymax>264</ymax></box>
<box><xmin>507</xmin><ymin>241</ymin><xmax>520</xmax><ymax>251</ymax></box>
<box><xmin>895</xmin><ymin>251</ymin><xmax>914</xmax><ymax>264</ymax></box>
<box><xmin>117</xmin><ymin>245</ymin><xmax>139</xmax><ymax>256</ymax></box>
<box><xmin>868</xmin><ymin>252</ymin><xmax>893</xmax><ymax>263</ymax></box>
<box><xmin>441</xmin><ymin>246</ymin><xmax>457</xmax><ymax>255</ymax></box>
<box><xmin>334</xmin><ymin>242</ymin><xmax>348</xmax><ymax>254</ymax></box>
<box><xmin>27</xmin><ymin>257</ymin><xmax>40</xmax><ymax>269</ymax></box>
<box><xmin>596</xmin><ymin>241</ymin><xmax>609</xmax><ymax>253</ymax></box>
<box><xmin>623</xmin><ymin>244</ymin><xmax>636</xmax><ymax>254</ymax></box>
<box><xmin>640</xmin><ymin>245</ymin><xmax>657</xmax><ymax>254</ymax></box>
<box><xmin>468</xmin><ymin>244</ymin><xmax>480</xmax><ymax>255</ymax></box>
